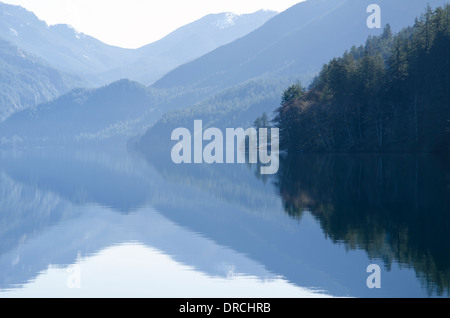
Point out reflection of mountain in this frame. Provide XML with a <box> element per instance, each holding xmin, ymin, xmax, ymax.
<box><xmin>0</xmin><ymin>149</ymin><xmax>333</xmax><ymax>297</ymax></box>
<box><xmin>1</xmin><ymin>200</ymin><xmax>312</xmax><ymax>297</ymax></box>
<box><xmin>1</xmin><ymin>148</ymin><xmax>449</xmax><ymax>297</ymax></box>
<box><xmin>0</xmin><ymin>149</ymin><xmax>153</xmax><ymax>213</ymax></box>
<box><xmin>0</xmin><ymin>172</ymin><xmax>80</xmax><ymax>259</ymax></box>
<box><xmin>275</xmin><ymin>154</ymin><xmax>450</xmax><ymax>296</ymax></box>
<box><xmin>139</xmin><ymin>150</ymin><xmax>449</xmax><ymax>297</ymax></box>
<box><xmin>0</xmin><ymin>150</ymin><xmax>349</xmax><ymax>296</ymax></box>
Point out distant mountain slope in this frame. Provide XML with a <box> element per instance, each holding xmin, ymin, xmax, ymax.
<box><xmin>103</xmin><ymin>10</ymin><xmax>278</xmax><ymax>85</ymax></box>
<box><xmin>5</xmin><ymin>0</ymin><xmax>448</xmax><ymax>148</ymax></box>
<box><xmin>136</xmin><ymin>0</ymin><xmax>450</xmax><ymax>155</ymax></box>
<box><xmin>153</xmin><ymin>0</ymin><xmax>450</xmax><ymax>91</ymax></box>
<box><xmin>0</xmin><ymin>80</ymin><xmax>159</xmax><ymax>146</ymax></box>
<box><xmin>0</xmin><ymin>38</ymin><xmax>83</xmax><ymax>121</ymax></box>
<box><xmin>0</xmin><ymin>2</ymin><xmax>134</xmax><ymax>84</ymax></box>
<box><xmin>135</xmin><ymin>77</ymin><xmax>294</xmax><ymax>155</ymax></box>
<box><xmin>0</xmin><ymin>75</ymin><xmax>293</xmax><ymax>147</ymax></box>
<box><xmin>0</xmin><ymin>2</ymin><xmax>277</xmax><ymax>85</ymax></box>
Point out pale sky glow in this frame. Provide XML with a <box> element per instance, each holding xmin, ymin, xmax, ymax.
<box><xmin>1</xmin><ymin>0</ymin><xmax>304</xmax><ymax>48</ymax></box>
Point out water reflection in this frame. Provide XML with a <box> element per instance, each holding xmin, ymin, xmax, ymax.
<box><xmin>275</xmin><ymin>154</ymin><xmax>450</xmax><ymax>296</ymax></box>
<box><xmin>0</xmin><ymin>148</ymin><xmax>449</xmax><ymax>297</ymax></box>
<box><xmin>2</xmin><ymin>209</ymin><xmax>327</xmax><ymax>298</ymax></box>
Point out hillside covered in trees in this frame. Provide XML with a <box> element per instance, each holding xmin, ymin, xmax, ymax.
<box><xmin>274</xmin><ymin>5</ymin><xmax>450</xmax><ymax>153</ymax></box>
<box><xmin>0</xmin><ymin>38</ymin><xmax>83</xmax><ymax>122</ymax></box>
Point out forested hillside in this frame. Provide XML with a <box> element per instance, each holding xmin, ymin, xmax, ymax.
<box><xmin>274</xmin><ymin>5</ymin><xmax>450</xmax><ymax>153</ymax></box>
<box><xmin>136</xmin><ymin>77</ymin><xmax>292</xmax><ymax>154</ymax></box>
<box><xmin>0</xmin><ymin>79</ymin><xmax>159</xmax><ymax>146</ymax></box>
<box><xmin>0</xmin><ymin>38</ymin><xmax>83</xmax><ymax>121</ymax></box>
<box><xmin>154</xmin><ymin>0</ymin><xmax>449</xmax><ymax>92</ymax></box>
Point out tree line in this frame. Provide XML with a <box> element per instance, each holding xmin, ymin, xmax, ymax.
<box><xmin>273</xmin><ymin>5</ymin><xmax>450</xmax><ymax>153</ymax></box>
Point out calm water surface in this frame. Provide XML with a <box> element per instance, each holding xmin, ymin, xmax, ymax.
<box><xmin>0</xmin><ymin>148</ymin><xmax>449</xmax><ymax>297</ymax></box>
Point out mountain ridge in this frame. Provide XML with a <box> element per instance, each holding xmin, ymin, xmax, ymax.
<box><xmin>100</xmin><ymin>10</ymin><xmax>278</xmax><ymax>85</ymax></box>
<box><xmin>0</xmin><ymin>1</ymin><xmax>277</xmax><ymax>85</ymax></box>
<box><xmin>153</xmin><ymin>0</ymin><xmax>449</xmax><ymax>91</ymax></box>
<box><xmin>0</xmin><ymin>37</ymin><xmax>84</xmax><ymax>122</ymax></box>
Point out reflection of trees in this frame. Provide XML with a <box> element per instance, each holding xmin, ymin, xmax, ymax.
<box><xmin>275</xmin><ymin>154</ymin><xmax>450</xmax><ymax>296</ymax></box>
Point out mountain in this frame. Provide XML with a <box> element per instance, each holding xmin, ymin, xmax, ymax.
<box><xmin>0</xmin><ymin>2</ymin><xmax>276</xmax><ymax>129</ymax></box>
<box><xmin>102</xmin><ymin>10</ymin><xmax>278</xmax><ymax>85</ymax></box>
<box><xmin>135</xmin><ymin>76</ymin><xmax>294</xmax><ymax>155</ymax></box>
<box><xmin>274</xmin><ymin>5</ymin><xmax>450</xmax><ymax>153</ymax></box>
<box><xmin>5</xmin><ymin>0</ymin><xmax>448</xmax><ymax>148</ymax></box>
<box><xmin>0</xmin><ymin>79</ymin><xmax>160</xmax><ymax>146</ymax></box>
<box><xmin>0</xmin><ymin>2</ymin><xmax>277</xmax><ymax>85</ymax></box>
<box><xmin>0</xmin><ymin>2</ymin><xmax>134</xmax><ymax>84</ymax></box>
<box><xmin>136</xmin><ymin>0</ymin><xmax>450</xmax><ymax>154</ymax></box>
<box><xmin>0</xmin><ymin>74</ymin><xmax>296</xmax><ymax>147</ymax></box>
<box><xmin>0</xmin><ymin>38</ymin><xmax>84</xmax><ymax>122</ymax></box>
<box><xmin>153</xmin><ymin>0</ymin><xmax>450</xmax><ymax>91</ymax></box>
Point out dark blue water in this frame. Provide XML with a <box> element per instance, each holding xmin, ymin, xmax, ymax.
<box><xmin>0</xmin><ymin>148</ymin><xmax>449</xmax><ymax>297</ymax></box>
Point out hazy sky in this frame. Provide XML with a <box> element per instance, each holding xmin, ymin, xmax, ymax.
<box><xmin>2</xmin><ymin>0</ymin><xmax>303</xmax><ymax>48</ymax></box>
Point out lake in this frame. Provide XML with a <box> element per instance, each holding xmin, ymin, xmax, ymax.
<box><xmin>0</xmin><ymin>147</ymin><xmax>449</xmax><ymax>298</ymax></box>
